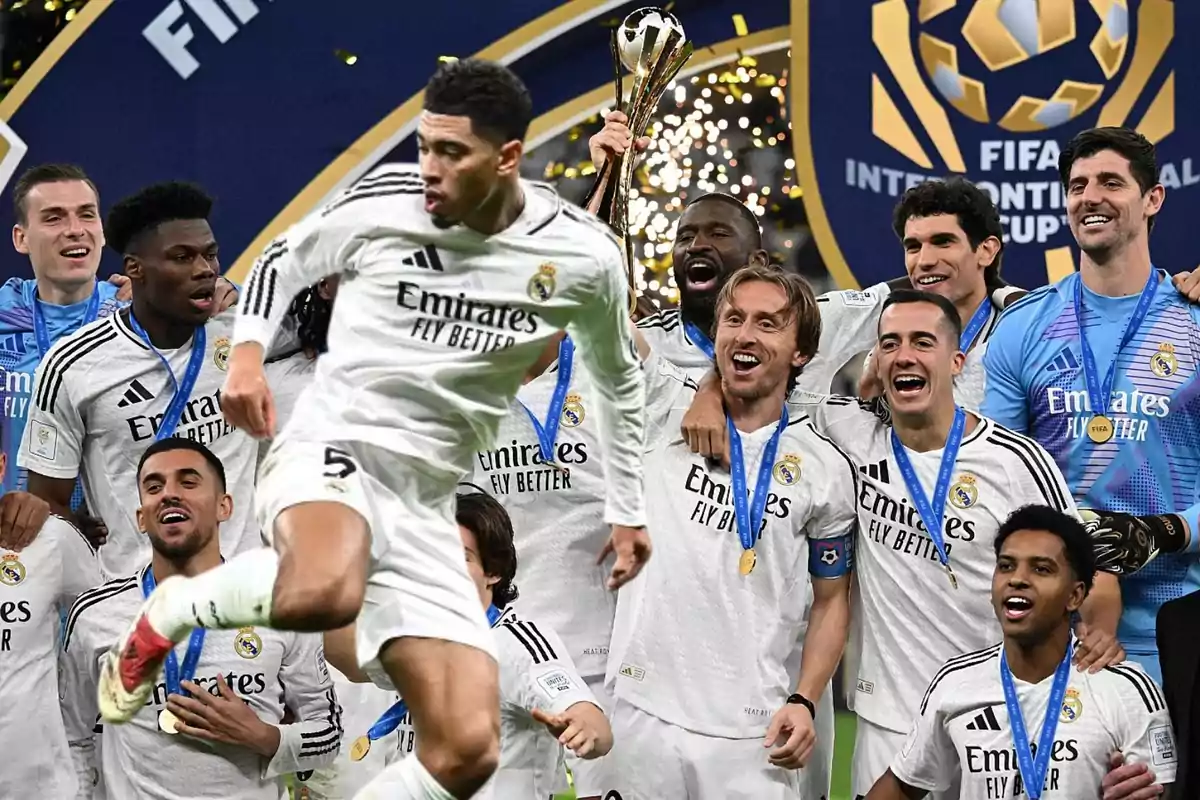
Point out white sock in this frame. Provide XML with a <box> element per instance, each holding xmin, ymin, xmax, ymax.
<box><xmin>149</xmin><ymin>548</ymin><xmax>279</xmax><ymax>641</ymax></box>
<box><xmin>352</xmin><ymin>756</ymin><xmax>456</xmax><ymax>800</ymax></box>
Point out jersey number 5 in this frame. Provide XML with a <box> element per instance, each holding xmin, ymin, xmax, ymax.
<box><xmin>323</xmin><ymin>446</ymin><xmax>357</xmax><ymax>479</ymax></box>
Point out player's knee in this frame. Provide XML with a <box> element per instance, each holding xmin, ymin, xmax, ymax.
<box><xmin>421</xmin><ymin>708</ymin><xmax>501</xmax><ymax>793</ymax></box>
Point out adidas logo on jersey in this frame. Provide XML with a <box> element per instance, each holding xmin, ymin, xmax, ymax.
<box><xmin>964</xmin><ymin>706</ymin><xmax>1002</xmax><ymax>731</ymax></box>
<box><xmin>117</xmin><ymin>379</ymin><xmax>155</xmax><ymax>408</ymax></box>
<box><xmin>401</xmin><ymin>245</ymin><xmax>444</xmax><ymax>272</ymax></box>
<box><xmin>859</xmin><ymin>459</ymin><xmax>890</xmax><ymax>483</ymax></box>
<box><xmin>1043</xmin><ymin>346</ymin><xmax>1080</xmax><ymax>374</ymax></box>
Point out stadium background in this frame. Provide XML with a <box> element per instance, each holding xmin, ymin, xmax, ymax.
<box><xmin>0</xmin><ymin>2</ymin><xmax>1192</xmax><ymax>798</ymax></box>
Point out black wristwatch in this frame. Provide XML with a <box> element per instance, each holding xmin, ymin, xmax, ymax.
<box><xmin>786</xmin><ymin>693</ymin><xmax>815</xmax><ymax>719</ymax></box>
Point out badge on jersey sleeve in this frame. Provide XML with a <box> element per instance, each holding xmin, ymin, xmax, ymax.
<box><xmin>772</xmin><ymin>453</ymin><xmax>802</xmax><ymax>486</ymax></box>
<box><xmin>1150</xmin><ymin>343</ymin><xmax>1178</xmax><ymax>378</ymax></box>
<box><xmin>561</xmin><ymin>393</ymin><xmax>585</xmax><ymax>427</ymax></box>
<box><xmin>527</xmin><ymin>263</ymin><xmax>557</xmax><ymax>302</ymax></box>
<box><xmin>213</xmin><ymin>337</ymin><xmax>231</xmax><ymax>371</ymax></box>
<box><xmin>0</xmin><ymin>553</ymin><xmax>25</xmax><ymax>586</ymax></box>
<box><xmin>949</xmin><ymin>473</ymin><xmax>978</xmax><ymax>509</ymax></box>
<box><xmin>234</xmin><ymin>627</ymin><xmax>263</xmax><ymax>659</ymax></box>
<box><xmin>1060</xmin><ymin>687</ymin><xmax>1083</xmax><ymax>723</ymax></box>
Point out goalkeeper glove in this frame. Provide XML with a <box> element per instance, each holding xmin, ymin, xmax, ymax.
<box><xmin>1079</xmin><ymin>509</ymin><xmax>1186</xmax><ymax>576</ymax></box>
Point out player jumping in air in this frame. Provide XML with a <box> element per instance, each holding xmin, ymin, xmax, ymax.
<box><xmin>95</xmin><ymin>58</ymin><xmax>651</xmax><ymax>800</ymax></box>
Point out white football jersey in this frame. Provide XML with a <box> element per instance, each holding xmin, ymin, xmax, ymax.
<box><xmin>234</xmin><ymin>165</ymin><xmax>645</xmax><ymax>527</ymax></box>
<box><xmin>607</xmin><ymin>355</ymin><xmax>858</xmax><ymax>738</ymax></box>
<box><xmin>635</xmin><ymin>282</ymin><xmax>890</xmax><ymax>389</ymax></box>
<box><xmin>389</xmin><ymin>605</ymin><xmax>597</xmax><ymax>799</ymax></box>
<box><xmin>0</xmin><ymin>515</ymin><xmax>100</xmax><ymax>799</ymax></box>
<box><xmin>893</xmin><ymin>643</ymin><xmax>1178</xmax><ymax>798</ymax></box>
<box><xmin>261</xmin><ymin>351</ymin><xmax>316</xmax><ymax>464</ymax></box>
<box><xmin>797</xmin><ymin>396</ymin><xmax>1078</xmax><ymax>734</ymax></box>
<box><xmin>470</xmin><ymin>350</ymin><xmax>613</xmax><ymax>678</ymax></box>
<box><xmin>17</xmin><ymin>310</ymin><xmax>260</xmax><ymax>579</ymax></box>
<box><xmin>60</xmin><ymin>565</ymin><xmax>341</xmax><ymax>800</ymax></box>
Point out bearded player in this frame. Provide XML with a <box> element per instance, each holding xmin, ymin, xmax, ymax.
<box><xmin>95</xmin><ymin>58</ymin><xmax>650</xmax><ymax>800</ymax></box>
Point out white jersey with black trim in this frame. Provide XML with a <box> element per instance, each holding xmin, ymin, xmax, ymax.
<box><xmin>469</xmin><ymin>357</ymin><xmax>613</xmax><ymax>678</ymax></box>
<box><xmin>635</xmin><ymin>281</ymin><xmax>890</xmax><ymax>389</ymax></box>
<box><xmin>0</xmin><ymin>515</ymin><xmax>100</xmax><ymax>799</ymax></box>
<box><xmin>795</xmin><ymin>395</ymin><xmax>1079</xmax><ymax>734</ymax></box>
<box><xmin>16</xmin><ymin>310</ymin><xmax>259</xmax><ymax>579</ymax></box>
<box><xmin>389</xmin><ymin>605</ymin><xmax>597</xmax><ymax>799</ymax></box>
<box><xmin>234</xmin><ymin>165</ymin><xmax>644</xmax><ymax>527</ymax></box>
<box><xmin>60</xmin><ymin>565</ymin><xmax>341</xmax><ymax>800</ymax></box>
<box><xmin>261</xmin><ymin>351</ymin><xmax>316</xmax><ymax>464</ymax></box>
<box><xmin>893</xmin><ymin>643</ymin><xmax>1177</xmax><ymax>798</ymax></box>
<box><xmin>606</xmin><ymin>354</ymin><xmax>858</xmax><ymax>738</ymax></box>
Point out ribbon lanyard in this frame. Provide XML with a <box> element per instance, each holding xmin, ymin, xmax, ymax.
<box><xmin>1072</xmin><ymin>270</ymin><xmax>1157</xmax><ymax>443</ymax></box>
<box><xmin>1001</xmin><ymin>641</ymin><xmax>1074</xmax><ymax>800</ymax></box>
<box><xmin>353</xmin><ymin>606</ymin><xmax>504</xmax><ymax>762</ymax></box>
<box><xmin>128</xmin><ymin>313</ymin><xmax>206</xmax><ymax>441</ymax></box>
<box><xmin>684</xmin><ymin>320</ymin><xmax>715</xmax><ymax>361</ymax></box>
<box><xmin>960</xmin><ymin>298</ymin><xmax>992</xmax><ymax>352</ymax></box>
<box><xmin>141</xmin><ymin>568</ymin><xmax>206</xmax><ymax>699</ymax></box>
<box><xmin>890</xmin><ymin>406</ymin><xmax>966</xmax><ymax>590</ymax></box>
<box><xmin>518</xmin><ymin>337</ymin><xmax>574</xmax><ymax>463</ymax></box>
<box><xmin>727</xmin><ymin>406</ymin><xmax>789</xmax><ymax>577</ymax></box>
<box><xmin>33</xmin><ymin>284</ymin><xmax>101</xmax><ymax>357</ymax></box>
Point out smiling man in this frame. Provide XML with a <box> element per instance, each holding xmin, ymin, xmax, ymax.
<box><xmin>869</xmin><ymin>505</ymin><xmax>1176</xmax><ymax>800</ymax></box>
<box><xmin>983</xmin><ymin>127</ymin><xmax>1200</xmax><ymax>686</ymax></box>
<box><xmin>17</xmin><ymin>182</ymin><xmax>261</xmax><ymax>578</ymax></box>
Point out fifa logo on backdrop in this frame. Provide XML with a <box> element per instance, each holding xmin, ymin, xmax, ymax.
<box><xmin>833</xmin><ymin>0</ymin><xmax>1193</xmax><ymax>278</ymax></box>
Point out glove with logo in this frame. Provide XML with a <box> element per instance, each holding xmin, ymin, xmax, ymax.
<box><xmin>1080</xmin><ymin>509</ymin><xmax>1185</xmax><ymax>576</ymax></box>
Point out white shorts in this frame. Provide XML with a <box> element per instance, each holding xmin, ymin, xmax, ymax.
<box><xmin>801</xmin><ymin>684</ymin><xmax>835</xmax><ymax>800</ymax></box>
<box><xmin>257</xmin><ymin>435</ymin><xmax>497</xmax><ymax>688</ymax></box>
<box><xmin>568</xmin><ymin>675</ymin><xmax>615</xmax><ymax>799</ymax></box>
<box><xmin>851</xmin><ymin>717</ymin><xmax>959</xmax><ymax>799</ymax></box>
<box><xmin>604</xmin><ymin>699</ymin><xmax>801</xmax><ymax>800</ymax></box>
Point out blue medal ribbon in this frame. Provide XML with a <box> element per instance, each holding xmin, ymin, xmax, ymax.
<box><xmin>1000</xmin><ymin>640</ymin><xmax>1074</xmax><ymax>800</ymax></box>
<box><xmin>1072</xmin><ymin>270</ymin><xmax>1158</xmax><ymax>425</ymax></box>
<box><xmin>362</xmin><ymin>606</ymin><xmax>504</xmax><ymax>745</ymax></box>
<box><xmin>518</xmin><ymin>337</ymin><xmax>574</xmax><ymax>463</ymax></box>
<box><xmin>890</xmin><ymin>407</ymin><xmax>966</xmax><ymax>588</ymax></box>
<box><xmin>128</xmin><ymin>313</ymin><xmax>207</xmax><ymax>441</ymax></box>
<box><xmin>959</xmin><ymin>298</ymin><xmax>992</xmax><ymax>352</ymax></box>
<box><xmin>141</xmin><ymin>567</ymin><xmax>206</xmax><ymax>700</ymax></box>
<box><xmin>727</xmin><ymin>407</ymin><xmax>789</xmax><ymax>558</ymax></box>
<box><xmin>33</xmin><ymin>284</ymin><xmax>101</xmax><ymax>357</ymax></box>
<box><xmin>684</xmin><ymin>320</ymin><xmax>715</xmax><ymax>361</ymax></box>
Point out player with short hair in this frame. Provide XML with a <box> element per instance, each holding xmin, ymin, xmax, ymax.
<box><xmin>604</xmin><ymin>263</ymin><xmax>856</xmax><ymax>798</ymax></box>
<box><xmin>982</xmin><ymin>126</ymin><xmax>1200</xmax><ymax>684</ymax></box>
<box><xmin>60</xmin><ymin>437</ymin><xmax>340</xmax><ymax>799</ymax></box>
<box><xmin>869</xmin><ymin>504</ymin><xmax>1176</xmax><ymax>800</ymax></box>
<box><xmin>0</xmin><ymin>419</ymin><xmax>101</xmax><ymax>799</ymax></box>
<box><xmin>98</xmin><ymin>58</ymin><xmax>649</xmax><ymax>800</ymax></box>
<box><xmin>18</xmin><ymin>182</ymin><xmax>260</xmax><ymax>579</ymax></box>
<box><xmin>383</xmin><ymin>489</ymin><xmax>612</xmax><ymax>798</ymax></box>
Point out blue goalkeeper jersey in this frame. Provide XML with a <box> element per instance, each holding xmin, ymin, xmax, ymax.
<box><xmin>0</xmin><ymin>277</ymin><xmax>122</xmax><ymax>496</ymax></box>
<box><xmin>982</xmin><ymin>270</ymin><xmax>1200</xmax><ymax>683</ymax></box>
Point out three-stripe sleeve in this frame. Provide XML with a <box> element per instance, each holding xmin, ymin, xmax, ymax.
<box><xmin>263</xmin><ymin>633</ymin><xmax>343</xmax><ymax>778</ymax></box>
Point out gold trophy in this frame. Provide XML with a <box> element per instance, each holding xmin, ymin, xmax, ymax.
<box><xmin>584</xmin><ymin>7</ymin><xmax>693</xmax><ymax>303</ymax></box>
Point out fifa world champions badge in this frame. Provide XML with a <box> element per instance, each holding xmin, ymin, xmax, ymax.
<box><xmin>0</xmin><ymin>553</ymin><xmax>25</xmax><ymax>586</ymax></box>
<box><xmin>527</xmin><ymin>263</ymin><xmax>557</xmax><ymax>302</ymax></box>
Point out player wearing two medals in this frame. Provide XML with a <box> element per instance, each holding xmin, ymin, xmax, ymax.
<box><xmin>604</xmin><ymin>264</ymin><xmax>857</xmax><ymax>798</ymax></box>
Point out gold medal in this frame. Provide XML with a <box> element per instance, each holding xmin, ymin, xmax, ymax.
<box><xmin>739</xmin><ymin>548</ymin><xmax>757</xmax><ymax>576</ymax></box>
<box><xmin>349</xmin><ymin>735</ymin><xmax>372</xmax><ymax>762</ymax></box>
<box><xmin>946</xmin><ymin>564</ymin><xmax>958</xmax><ymax>591</ymax></box>
<box><xmin>158</xmin><ymin>708</ymin><xmax>179</xmax><ymax>735</ymax></box>
<box><xmin>1086</xmin><ymin>415</ymin><xmax>1114</xmax><ymax>444</ymax></box>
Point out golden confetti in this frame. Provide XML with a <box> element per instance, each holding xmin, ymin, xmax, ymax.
<box><xmin>334</xmin><ymin>49</ymin><xmax>358</xmax><ymax>66</ymax></box>
<box><xmin>789</xmin><ymin>186</ymin><xmax>804</xmax><ymax>199</ymax></box>
<box><xmin>732</xmin><ymin>14</ymin><xmax>749</xmax><ymax>37</ymax></box>
<box><xmin>438</xmin><ymin>55</ymin><xmax>458</xmax><ymax>63</ymax></box>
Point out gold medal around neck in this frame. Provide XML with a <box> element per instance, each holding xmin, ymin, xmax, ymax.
<box><xmin>350</xmin><ymin>735</ymin><xmax>372</xmax><ymax>762</ymax></box>
<box><xmin>1086</xmin><ymin>415</ymin><xmax>1114</xmax><ymax>444</ymax></box>
<box><xmin>945</xmin><ymin>564</ymin><xmax>959</xmax><ymax>591</ymax></box>
<box><xmin>739</xmin><ymin>548</ymin><xmax>757</xmax><ymax>576</ymax></box>
<box><xmin>158</xmin><ymin>708</ymin><xmax>180</xmax><ymax>735</ymax></box>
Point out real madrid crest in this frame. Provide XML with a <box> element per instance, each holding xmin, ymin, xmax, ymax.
<box><xmin>949</xmin><ymin>474</ymin><xmax>978</xmax><ymax>509</ymax></box>
<box><xmin>527</xmin><ymin>263</ymin><xmax>557</xmax><ymax>302</ymax></box>
<box><xmin>561</xmin><ymin>393</ymin><xmax>585</xmax><ymax>427</ymax></box>
<box><xmin>213</xmin><ymin>337</ymin><xmax>231</xmax><ymax>372</ymax></box>
<box><xmin>772</xmin><ymin>453</ymin><xmax>801</xmax><ymax>486</ymax></box>
<box><xmin>1150</xmin><ymin>343</ymin><xmax>1178</xmax><ymax>378</ymax></box>
<box><xmin>234</xmin><ymin>626</ymin><xmax>263</xmax><ymax>659</ymax></box>
<box><xmin>1060</xmin><ymin>687</ymin><xmax>1083</xmax><ymax>723</ymax></box>
<box><xmin>0</xmin><ymin>553</ymin><xmax>24</xmax><ymax>586</ymax></box>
